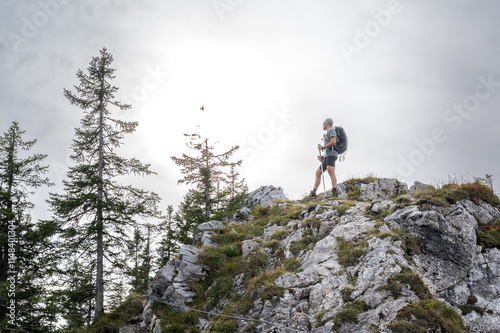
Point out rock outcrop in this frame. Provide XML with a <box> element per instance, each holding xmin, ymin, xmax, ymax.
<box><xmin>142</xmin><ymin>220</ymin><xmax>225</xmax><ymax>330</ymax></box>
<box><xmin>358</xmin><ymin>178</ymin><xmax>408</xmax><ymax>201</ymax></box>
<box><xmin>246</xmin><ymin>185</ymin><xmax>288</xmax><ymax>208</ymax></box>
<box><xmin>143</xmin><ymin>178</ymin><xmax>500</xmax><ymax>332</ymax></box>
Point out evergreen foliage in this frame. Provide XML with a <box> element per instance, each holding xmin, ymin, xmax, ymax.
<box><xmin>0</xmin><ymin>122</ymin><xmax>56</xmax><ymax>332</ymax></box>
<box><xmin>156</xmin><ymin>206</ymin><xmax>179</xmax><ymax>268</ymax></box>
<box><xmin>171</xmin><ymin>134</ymin><xmax>247</xmax><ymax>243</ymax></box>
<box><xmin>48</xmin><ymin>48</ymin><xmax>160</xmax><ymax>324</ymax></box>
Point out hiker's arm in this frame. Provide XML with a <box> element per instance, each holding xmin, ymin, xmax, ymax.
<box><xmin>323</xmin><ymin>137</ymin><xmax>337</xmax><ymax>149</ymax></box>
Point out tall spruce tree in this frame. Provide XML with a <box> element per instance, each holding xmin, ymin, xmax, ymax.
<box><xmin>0</xmin><ymin>121</ymin><xmax>55</xmax><ymax>332</ymax></box>
<box><xmin>49</xmin><ymin>48</ymin><xmax>160</xmax><ymax>323</ymax></box>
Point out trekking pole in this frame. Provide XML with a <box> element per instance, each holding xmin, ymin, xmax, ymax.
<box><xmin>336</xmin><ymin>174</ymin><xmax>345</xmax><ymax>195</ymax></box>
<box><xmin>319</xmin><ymin>149</ymin><xmax>327</xmax><ymax>198</ymax></box>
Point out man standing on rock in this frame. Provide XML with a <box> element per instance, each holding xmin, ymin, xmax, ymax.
<box><xmin>310</xmin><ymin>118</ymin><xmax>338</xmax><ymax>197</ymax></box>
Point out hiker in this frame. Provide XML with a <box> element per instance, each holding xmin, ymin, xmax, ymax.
<box><xmin>310</xmin><ymin>118</ymin><xmax>338</xmax><ymax>197</ymax></box>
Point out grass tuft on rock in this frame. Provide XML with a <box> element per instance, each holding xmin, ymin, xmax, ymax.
<box><xmin>388</xmin><ymin>300</ymin><xmax>465</xmax><ymax>333</ymax></box>
<box><xmin>477</xmin><ymin>219</ymin><xmax>500</xmax><ymax>250</ymax></box>
<box><xmin>375</xmin><ymin>228</ymin><xmax>421</xmax><ymax>257</ymax></box>
<box><xmin>211</xmin><ymin>228</ymin><xmax>247</xmax><ymax>245</ymax></box>
<box><xmin>75</xmin><ymin>294</ymin><xmax>145</xmax><ymax>333</ymax></box>
<box><xmin>377</xmin><ymin>266</ymin><xmax>430</xmax><ymax>300</ymax></box>
<box><xmin>458</xmin><ymin>295</ymin><xmax>485</xmax><ymax>316</ymax></box>
<box><xmin>271</xmin><ymin>229</ymin><xmax>290</xmax><ymax>241</ymax></box>
<box><xmin>337</xmin><ymin>238</ymin><xmax>367</xmax><ymax>267</ymax></box>
<box><xmin>341</xmin><ymin>175</ymin><xmax>380</xmax><ymax>200</ymax></box>
<box><xmin>333</xmin><ymin>300</ymin><xmax>372</xmax><ymax>329</ymax></box>
<box><xmin>148</xmin><ymin>301</ymin><xmax>201</xmax><ymax>333</ymax></box>
<box><xmin>335</xmin><ymin>200</ymin><xmax>357</xmax><ymax>216</ymax></box>
<box><xmin>289</xmin><ymin>230</ymin><xmax>319</xmax><ymax>255</ymax></box>
<box><xmin>414</xmin><ymin>182</ymin><xmax>500</xmax><ymax>209</ymax></box>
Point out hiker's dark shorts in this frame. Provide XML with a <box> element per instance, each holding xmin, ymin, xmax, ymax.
<box><xmin>319</xmin><ymin>155</ymin><xmax>337</xmax><ymax>172</ymax></box>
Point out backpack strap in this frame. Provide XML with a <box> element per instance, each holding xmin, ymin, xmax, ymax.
<box><xmin>326</xmin><ymin>129</ymin><xmax>335</xmax><ymax>152</ymax></box>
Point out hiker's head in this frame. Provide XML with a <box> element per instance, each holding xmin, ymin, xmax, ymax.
<box><xmin>323</xmin><ymin>118</ymin><xmax>333</xmax><ymax>130</ymax></box>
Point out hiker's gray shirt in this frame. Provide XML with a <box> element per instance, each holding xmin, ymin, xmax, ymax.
<box><xmin>324</xmin><ymin>128</ymin><xmax>338</xmax><ymax>157</ymax></box>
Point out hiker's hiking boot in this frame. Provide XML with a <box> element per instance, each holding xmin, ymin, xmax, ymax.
<box><xmin>329</xmin><ymin>188</ymin><xmax>338</xmax><ymax>198</ymax></box>
<box><xmin>309</xmin><ymin>190</ymin><xmax>317</xmax><ymax>198</ymax></box>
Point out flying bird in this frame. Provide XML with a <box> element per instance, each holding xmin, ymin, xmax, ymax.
<box><xmin>200</xmin><ymin>105</ymin><xmax>204</xmax><ymax>111</ymax></box>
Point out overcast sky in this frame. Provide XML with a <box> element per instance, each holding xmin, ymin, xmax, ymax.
<box><xmin>1</xmin><ymin>0</ymin><xmax>499</xmax><ymax>221</ymax></box>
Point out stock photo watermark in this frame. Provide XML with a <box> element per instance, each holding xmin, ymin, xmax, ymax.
<box><xmin>3</xmin><ymin>0</ymin><xmax>70</xmax><ymax>54</ymax></box>
<box><xmin>398</xmin><ymin>74</ymin><xmax>500</xmax><ymax>178</ymax></box>
<box><xmin>339</xmin><ymin>0</ymin><xmax>413</xmax><ymax>64</ymax></box>
<box><xmin>212</xmin><ymin>0</ymin><xmax>244</xmax><ymax>20</ymax></box>
<box><xmin>240</xmin><ymin>106</ymin><xmax>295</xmax><ymax>161</ymax></box>
<box><xmin>6</xmin><ymin>218</ymin><xmax>18</xmax><ymax>327</ymax></box>
<box><xmin>130</xmin><ymin>66</ymin><xmax>168</xmax><ymax>103</ymax></box>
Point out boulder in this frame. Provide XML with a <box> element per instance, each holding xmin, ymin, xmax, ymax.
<box><xmin>194</xmin><ymin>220</ymin><xmax>225</xmax><ymax>247</ymax></box>
<box><xmin>246</xmin><ymin>185</ymin><xmax>288</xmax><ymax>208</ymax></box>
<box><xmin>142</xmin><ymin>245</ymin><xmax>206</xmax><ymax>326</ymax></box>
<box><xmin>371</xmin><ymin>200</ymin><xmax>393</xmax><ymax>214</ymax></box>
<box><xmin>359</xmin><ymin>178</ymin><xmax>408</xmax><ymax>201</ymax></box>
<box><xmin>459</xmin><ymin>199</ymin><xmax>500</xmax><ymax>223</ymax></box>
<box><xmin>242</xmin><ymin>239</ymin><xmax>260</xmax><ymax>258</ymax></box>
<box><xmin>409</xmin><ymin>181</ymin><xmax>431</xmax><ymax>195</ymax></box>
<box><xmin>385</xmin><ymin>205</ymin><xmax>480</xmax><ymax>291</ymax></box>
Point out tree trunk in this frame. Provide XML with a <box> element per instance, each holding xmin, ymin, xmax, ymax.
<box><xmin>94</xmin><ymin>81</ymin><xmax>105</xmax><ymax>322</ymax></box>
<box><xmin>204</xmin><ymin>139</ymin><xmax>211</xmax><ymax>217</ymax></box>
<box><xmin>145</xmin><ymin>225</ymin><xmax>151</xmax><ymax>286</ymax></box>
<box><xmin>167</xmin><ymin>220</ymin><xmax>171</xmax><ymax>261</ymax></box>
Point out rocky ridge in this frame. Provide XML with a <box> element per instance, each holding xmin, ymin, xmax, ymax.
<box><xmin>142</xmin><ymin>180</ymin><xmax>500</xmax><ymax>333</ymax></box>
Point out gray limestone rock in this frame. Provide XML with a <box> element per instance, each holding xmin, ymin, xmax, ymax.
<box><xmin>242</xmin><ymin>239</ymin><xmax>260</xmax><ymax>258</ymax></box>
<box><xmin>142</xmin><ymin>244</ymin><xmax>206</xmax><ymax>326</ymax></box>
<box><xmin>371</xmin><ymin>200</ymin><xmax>393</xmax><ymax>214</ymax></box>
<box><xmin>385</xmin><ymin>205</ymin><xmax>480</xmax><ymax>291</ymax></box>
<box><xmin>359</xmin><ymin>178</ymin><xmax>408</xmax><ymax>201</ymax></box>
<box><xmin>118</xmin><ymin>327</ymin><xmax>135</xmax><ymax>333</ymax></box>
<box><xmin>152</xmin><ymin>319</ymin><xmax>161</xmax><ymax>333</ymax></box>
<box><xmin>409</xmin><ymin>181</ymin><xmax>431</xmax><ymax>195</ymax></box>
<box><xmin>194</xmin><ymin>220</ymin><xmax>225</xmax><ymax>247</ymax></box>
<box><xmin>246</xmin><ymin>185</ymin><xmax>288</xmax><ymax>208</ymax></box>
<box><xmin>459</xmin><ymin>199</ymin><xmax>500</xmax><ymax>223</ymax></box>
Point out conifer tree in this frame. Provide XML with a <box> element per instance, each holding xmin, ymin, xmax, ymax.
<box><xmin>0</xmin><ymin>121</ymin><xmax>55</xmax><ymax>332</ymax></box>
<box><xmin>125</xmin><ymin>223</ymin><xmax>154</xmax><ymax>295</ymax></box>
<box><xmin>156</xmin><ymin>206</ymin><xmax>179</xmax><ymax>267</ymax></box>
<box><xmin>53</xmin><ymin>260</ymin><xmax>96</xmax><ymax>328</ymax></box>
<box><xmin>49</xmin><ymin>48</ymin><xmax>160</xmax><ymax>323</ymax></box>
<box><xmin>171</xmin><ymin>134</ymin><xmax>240</xmax><ymax>218</ymax></box>
<box><xmin>222</xmin><ymin>164</ymin><xmax>248</xmax><ymax>218</ymax></box>
<box><xmin>173</xmin><ymin>190</ymin><xmax>206</xmax><ymax>244</ymax></box>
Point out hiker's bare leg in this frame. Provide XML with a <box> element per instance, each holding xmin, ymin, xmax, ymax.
<box><xmin>313</xmin><ymin>167</ymin><xmax>322</xmax><ymax>191</ymax></box>
<box><xmin>327</xmin><ymin>166</ymin><xmax>337</xmax><ymax>189</ymax></box>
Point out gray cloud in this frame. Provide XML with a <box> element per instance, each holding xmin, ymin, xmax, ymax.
<box><xmin>1</xmin><ymin>0</ymin><xmax>499</xmax><ymax>221</ymax></box>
